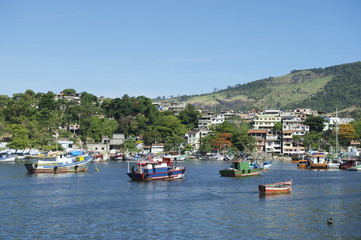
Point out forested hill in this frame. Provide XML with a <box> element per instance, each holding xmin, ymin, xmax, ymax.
<box><xmin>177</xmin><ymin>61</ymin><xmax>361</xmax><ymax>115</ymax></box>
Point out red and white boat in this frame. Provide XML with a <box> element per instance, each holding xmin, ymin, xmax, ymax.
<box><xmin>258</xmin><ymin>180</ymin><xmax>292</xmax><ymax>194</ymax></box>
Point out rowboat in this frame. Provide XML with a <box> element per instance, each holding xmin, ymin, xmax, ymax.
<box><xmin>258</xmin><ymin>180</ymin><xmax>292</xmax><ymax>194</ymax></box>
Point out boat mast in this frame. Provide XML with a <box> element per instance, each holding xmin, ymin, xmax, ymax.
<box><xmin>335</xmin><ymin>109</ymin><xmax>339</xmax><ymax>155</ymax></box>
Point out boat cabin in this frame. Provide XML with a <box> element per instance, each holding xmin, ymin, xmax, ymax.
<box><xmin>136</xmin><ymin>161</ymin><xmax>168</xmax><ymax>174</ymax></box>
<box><xmin>309</xmin><ymin>153</ymin><xmax>327</xmax><ymax>164</ymax></box>
<box><xmin>232</xmin><ymin>161</ymin><xmax>250</xmax><ymax>171</ymax></box>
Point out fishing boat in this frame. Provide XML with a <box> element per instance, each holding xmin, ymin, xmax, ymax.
<box><xmin>219</xmin><ymin>159</ymin><xmax>263</xmax><ymax>177</ymax></box>
<box><xmin>0</xmin><ymin>154</ymin><xmax>17</xmax><ymax>163</ymax></box>
<box><xmin>327</xmin><ymin>156</ymin><xmax>342</xmax><ymax>169</ymax></box>
<box><xmin>347</xmin><ymin>161</ymin><xmax>361</xmax><ymax>171</ymax></box>
<box><xmin>263</xmin><ymin>160</ymin><xmax>273</xmax><ymax>170</ymax></box>
<box><xmin>258</xmin><ymin>180</ymin><xmax>292</xmax><ymax>194</ymax></box>
<box><xmin>297</xmin><ymin>159</ymin><xmax>308</xmax><ymax>168</ymax></box>
<box><xmin>339</xmin><ymin>159</ymin><xmax>357</xmax><ymax>170</ymax></box>
<box><xmin>291</xmin><ymin>155</ymin><xmax>301</xmax><ymax>163</ymax></box>
<box><xmin>308</xmin><ymin>153</ymin><xmax>327</xmax><ymax>169</ymax></box>
<box><xmin>126</xmin><ymin>159</ymin><xmax>186</xmax><ymax>181</ymax></box>
<box><xmin>24</xmin><ymin>153</ymin><xmax>93</xmax><ymax>173</ymax></box>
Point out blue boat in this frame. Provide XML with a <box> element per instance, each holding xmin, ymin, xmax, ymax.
<box><xmin>24</xmin><ymin>153</ymin><xmax>93</xmax><ymax>173</ymax></box>
<box><xmin>127</xmin><ymin>159</ymin><xmax>186</xmax><ymax>181</ymax></box>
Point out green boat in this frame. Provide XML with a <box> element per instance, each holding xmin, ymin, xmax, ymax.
<box><xmin>219</xmin><ymin>160</ymin><xmax>263</xmax><ymax>177</ymax></box>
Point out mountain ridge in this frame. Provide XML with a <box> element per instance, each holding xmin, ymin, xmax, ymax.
<box><xmin>175</xmin><ymin>61</ymin><xmax>361</xmax><ymax>114</ymax></box>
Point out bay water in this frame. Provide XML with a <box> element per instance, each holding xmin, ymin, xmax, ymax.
<box><xmin>0</xmin><ymin>160</ymin><xmax>360</xmax><ymax>239</ymax></box>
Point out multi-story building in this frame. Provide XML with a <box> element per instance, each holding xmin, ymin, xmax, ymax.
<box><xmin>248</xmin><ymin>129</ymin><xmax>267</xmax><ymax>154</ymax></box>
<box><xmin>253</xmin><ymin>114</ymin><xmax>282</xmax><ymax>130</ymax></box>
<box><xmin>265</xmin><ymin>132</ymin><xmax>282</xmax><ymax>154</ymax></box>
<box><xmin>294</xmin><ymin>108</ymin><xmax>313</xmax><ymax>120</ymax></box>
<box><xmin>184</xmin><ymin>129</ymin><xmax>211</xmax><ymax>153</ymax></box>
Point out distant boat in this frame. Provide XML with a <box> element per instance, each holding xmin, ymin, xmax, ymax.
<box><xmin>347</xmin><ymin>161</ymin><xmax>361</xmax><ymax>171</ymax></box>
<box><xmin>258</xmin><ymin>180</ymin><xmax>292</xmax><ymax>194</ymax></box>
<box><xmin>327</xmin><ymin>156</ymin><xmax>342</xmax><ymax>169</ymax></box>
<box><xmin>339</xmin><ymin>159</ymin><xmax>358</xmax><ymax>170</ymax></box>
<box><xmin>297</xmin><ymin>159</ymin><xmax>308</xmax><ymax>168</ymax></box>
<box><xmin>0</xmin><ymin>154</ymin><xmax>16</xmax><ymax>163</ymax></box>
<box><xmin>308</xmin><ymin>153</ymin><xmax>327</xmax><ymax>169</ymax></box>
<box><xmin>263</xmin><ymin>160</ymin><xmax>273</xmax><ymax>170</ymax></box>
<box><xmin>219</xmin><ymin>159</ymin><xmax>263</xmax><ymax>177</ymax></box>
<box><xmin>24</xmin><ymin>153</ymin><xmax>93</xmax><ymax>173</ymax></box>
<box><xmin>126</xmin><ymin>159</ymin><xmax>186</xmax><ymax>181</ymax></box>
<box><xmin>205</xmin><ymin>152</ymin><xmax>223</xmax><ymax>161</ymax></box>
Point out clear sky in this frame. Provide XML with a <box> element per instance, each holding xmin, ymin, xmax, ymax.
<box><xmin>1</xmin><ymin>0</ymin><xmax>360</xmax><ymax>99</ymax></box>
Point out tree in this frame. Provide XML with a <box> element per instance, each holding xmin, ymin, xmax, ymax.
<box><xmin>7</xmin><ymin>124</ymin><xmax>32</xmax><ymax>149</ymax></box>
<box><xmin>211</xmin><ymin>133</ymin><xmax>232</xmax><ymax>152</ymax></box>
<box><xmin>273</xmin><ymin>122</ymin><xmax>282</xmax><ymax>131</ymax></box>
<box><xmin>178</xmin><ymin>104</ymin><xmax>201</xmax><ymax>129</ymax></box>
<box><xmin>38</xmin><ymin>91</ymin><xmax>56</xmax><ymax>110</ymax></box>
<box><xmin>122</xmin><ymin>138</ymin><xmax>138</xmax><ymax>153</ymax></box>
<box><xmin>338</xmin><ymin>123</ymin><xmax>356</xmax><ymax>146</ymax></box>
<box><xmin>304</xmin><ymin>116</ymin><xmax>325</xmax><ymax>133</ymax></box>
<box><xmin>62</xmin><ymin>89</ymin><xmax>76</xmax><ymax>95</ymax></box>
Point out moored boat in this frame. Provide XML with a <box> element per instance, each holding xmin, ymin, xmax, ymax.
<box><xmin>126</xmin><ymin>159</ymin><xmax>186</xmax><ymax>181</ymax></box>
<box><xmin>327</xmin><ymin>156</ymin><xmax>342</xmax><ymax>169</ymax></box>
<box><xmin>339</xmin><ymin>159</ymin><xmax>357</xmax><ymax>170</ymax></box>
<box><xmin>309</xmin><ymin>153</ymin><xmax>327</xmax><ymax>169</ymax></box>
<box><xmin>291</xmin><ymin>155</ymin><xmax>301</xmax><ymax>163</ymax></box>
<box><xmin>219</xmin><ymin>159</ymin><xmax>263</xmax><ymax>177</ymax></box>
<box><xmin>347</xmin><ymin>161</ymin><xmax>361</xmax><ymax>171</ymax></box>
<box><xmin>0</xmin><ymin>154</ymin><xmax>17</xmax><ymax>163</ymax></box>
<box><xmin>24</xmin><ymin>153</ymin><xmax>93</xmax><ymax>173</ymax></box>
<box><xmin>258</xmin><ymin>180</ymin><xmax>292</xmax><ymax>194</ymax></box>
<box><xmin>263</xmin><ymin>160</ymin><xmax>273</xmax><ymax>170</ymax></box>
<box><xmin>297</xmin><ymin>159</ymin><xmax>308</xmax><ymax>168</ymax></box>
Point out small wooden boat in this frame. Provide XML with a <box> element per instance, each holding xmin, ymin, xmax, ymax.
<box><xmin>291</xmin><ymin>155</ymin><xmax>300</xmax><ymax>163</ymax></box>
<box><xmin>297</xmin><ymin>159</ymin><xmax>308</xmax><ymax>168</ymax></box>
<box><xmin>258</xmin><ymin>180</ymin><xmax>292</xmax><ymax>194</ymax></box>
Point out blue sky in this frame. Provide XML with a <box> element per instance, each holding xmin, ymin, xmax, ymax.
<box><xmin>1</xmin><ymin>0</ymin><xmax>360</xmax><ymax>99</ymax></box>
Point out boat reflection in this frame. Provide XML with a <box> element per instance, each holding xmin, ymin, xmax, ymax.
<box><xmin>259</xmin><ymin>191</ymin><xmax>292</xmax><ymax>199</ymax></box>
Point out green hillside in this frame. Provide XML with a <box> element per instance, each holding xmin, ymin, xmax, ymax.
<box><xmin>179</xmin><ymin>61</ymin><xmax>361</xmax><ymax>114</ymax></box>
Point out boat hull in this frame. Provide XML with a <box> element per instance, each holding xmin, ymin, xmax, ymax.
<box><xmin>127</xmin><ymin>167</ymin><xmax>186</xmax><ymax>181</ymax></box>
<box><xmin>24</xmin><ymin>156</ymin><xmax>93</xmax><ymax>173</ymax></box>
<box><xmin>258</xmin><ymin>180</ymin><xmax>292</xmax><ymax>194</ymax></box>
<box><xmin>309</xmin><ymin>162</ymin><xmax>327</xmax><ymax>169</ymax></box>
<box><xmin>0</xmin><ymin>155</ymin><xmax>17</xmax><ymax>162</ymax></box>
<box><xmin>347</xmin><ymin>166</ymin><xmax>361</xmax><ymax>171</ymax></box>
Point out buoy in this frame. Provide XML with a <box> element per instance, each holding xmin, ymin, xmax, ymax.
<box><xmin>327</xmin><ymin>218</ymin><xmax>333</xmax><ymax>225</ymax></box>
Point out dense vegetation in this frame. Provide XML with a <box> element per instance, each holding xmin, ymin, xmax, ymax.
<box><xmin>176</xmin><ymin>61</ymin><xmax>361</xmax><ymax>115</ymax></box>
<box><xmin>0</xmin><ymin>89</ymin><xmax>253</xmax><ymax>153</ymax></box>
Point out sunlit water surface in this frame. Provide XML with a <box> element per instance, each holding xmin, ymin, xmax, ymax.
<box><xmin>0</xmin><ymin>160</ymin><xmax>360</xmax><ymax>239</ymax></box>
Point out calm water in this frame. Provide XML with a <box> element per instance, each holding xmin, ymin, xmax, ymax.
<box><xmin>0</xmin><ymin>160</ymin><xmax>360</xmax><ymax>239</ymax></box>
